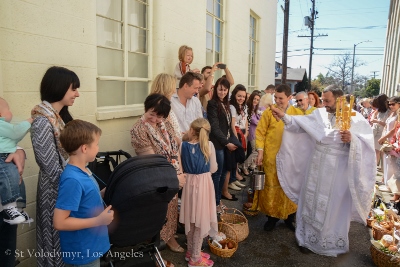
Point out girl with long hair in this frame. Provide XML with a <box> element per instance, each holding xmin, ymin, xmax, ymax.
<box><xmin>31</xmin><ymin>66</ymin><xmax>80</xmax><ymax>267</ymax></box>
<box><xmin>228</xmin><ymin>85</ymin><xmax>249</xmax><ymax>186</ymax></box>
<box><xmin>244</xmin><ymin>90</ymin><xmax>264</xmax><ymax>169</ymax></box>
<box><xmin>207</xmin><ymin>78</ymin><xmax>238</xmax><ymax>213</ymax></box>
<box><xmin>179</xmin><ymin>118</ymin><xmax>217</xmax><ymax>267</ymax></box>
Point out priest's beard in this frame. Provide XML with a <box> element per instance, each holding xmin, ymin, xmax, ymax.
<box><xmin>325</xmin><ymin>105</ymin><xmax>336</xmax><ymax>114</ymax></box>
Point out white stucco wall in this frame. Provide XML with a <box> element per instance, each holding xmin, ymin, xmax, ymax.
<box><xmin>380</xmin><ymin>0</ymin><xmax>400</xmax><ymax>96</ymax></box>
<box><xmin>0</xmin><ymin>1</ymin><xmax>277</xmax><ymax>266</ymax></box>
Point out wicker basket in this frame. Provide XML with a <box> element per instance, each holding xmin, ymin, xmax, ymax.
<box><xmin>367</xmin><ymin>218</ymin><xmax>375</xmax><ymax>228</ymax></box>
<box><xmin>373</xmin><ymin>223</ymin><xmax>393</xmax><ymax>241</ymax></box>
<box><xmin>370</xmin><ymin>245</ymin><xmax>400</xmax><ymax>267</ymax></box>
<box><xmin>208</xmin><ymin>222</ymin><xmax>238</xmax><ymax>258</ymax></box>
<box><xmin>242</xmin><ymin>203</ymin><xmax>259</xmax><ymax>217</ymax></box>
<box><xmin>220</xmin><ymin>208</ymin><xmax>249</xmax><ymax>242</ymax></box>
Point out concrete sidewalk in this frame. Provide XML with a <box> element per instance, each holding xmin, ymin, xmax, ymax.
<box><xmin>160</xmin><ymin>171</ymin><xmax>383</xmax><ymax>267</ymax></box>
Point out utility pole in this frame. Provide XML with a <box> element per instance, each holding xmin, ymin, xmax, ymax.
<box><xmin>308</xmin><ymin>0</ymin><xmax>315</xmax><ymax>91</ymax></box>
<box><xmin>282</xmin><ymin>0</ymin><xmax>290</xmax><ymax>85</ymax></box>
<box><xmin>371</xmin><ymin>71</ymin><xmax>379</xmax><ymax>79</ymax></box>
<box><xmin>351</xmin><ymin>40</ymin><xmax>370</xmax><ymax>93</ymax></box>
<box><xmin>298</xmin><ymin>0</ymin><xmax>327</xmax><ymax>90</ymax></box>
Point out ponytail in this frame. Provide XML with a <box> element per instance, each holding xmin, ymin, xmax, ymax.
<box><xmin>190</xmin><ymin>118</ymin><xmax>211</xmax><ymax>163</ymax></box>
<box><xmin>199</xmin><ymin>127</ymin><xmax>210</xmax><ymax>162</ymax></box>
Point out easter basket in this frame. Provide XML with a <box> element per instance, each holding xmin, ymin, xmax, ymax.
<box><xmin>370</xmin><ymin>244</ymin><xmax>400</xmax><ymax>267</ymax></box>
<box><xmin>373</xmin><ymin>222</ymin><xmax>394</xmax><ymax>241</ymax></box>
<box><xmin>220</xmin><ymin>208</ymin><xmax>249</xmax><ymax>242</ymax></box>
<box><xmin>208</xmin><ymin>222</ymin><xmax>238</xmax><ymax>258</ymax></box>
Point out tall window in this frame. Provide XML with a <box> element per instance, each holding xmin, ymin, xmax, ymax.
<box><xmin>206</xmin><ymin>0</ymin><xmax>223</xmax><ymax>68</ymax></box>
<box><xmin>248</xmin><ymin>14</ymin><xmax>257</xmax><ymax>91</ymax></box>
<box><xmin>96</xmin><ymin>0</ymin><xmax>149</xmax><ymax>108</ymax></box>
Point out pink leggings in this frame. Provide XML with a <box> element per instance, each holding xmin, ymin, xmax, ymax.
<box><xmin>187</xmin><ymin>223</ymin><xmax>203</xmax><ymax>262</ymax></box>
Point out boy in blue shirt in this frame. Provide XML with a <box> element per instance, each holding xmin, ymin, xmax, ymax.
<box><xmin>54</xmin><ymin>119</ymin><xmax>113</xmax><ymax>267</ymax></box>
<box><xmin>0</xmin><ymin>97</ymin><xmax>32</xmax><ymax>225</ymax></box>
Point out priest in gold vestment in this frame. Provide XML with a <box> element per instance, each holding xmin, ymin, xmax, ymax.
<box><xmin>252</xmin><ymin>84</ymin><xmax>304</xmax><ymax>231</ymax></box>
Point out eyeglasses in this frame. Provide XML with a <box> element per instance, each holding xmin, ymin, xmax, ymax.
<box><xmin>295</xmin><ymin>99</ymin><xmax>303</xmax><ymax>103</ymax></box>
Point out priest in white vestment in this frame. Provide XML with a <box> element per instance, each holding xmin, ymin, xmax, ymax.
<box><xmin>272</xmin><ymin>85</ymin><xmax>376</xmax><ymax>257</ymax></box>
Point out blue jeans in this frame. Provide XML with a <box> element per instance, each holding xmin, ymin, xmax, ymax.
<box><xmin>0</xmin><ymin>154</ymin><xmax>21</xmax><ymax>205</ymax></box>
<box><xmin>211</xmin><ymin>149</ymin><xmax>227</xmax><ymax>206</ymax></box>
<box><xmin>65</xmin><ymin>258</ymin><xmax>100</xmax><ymax>267</ymax></box>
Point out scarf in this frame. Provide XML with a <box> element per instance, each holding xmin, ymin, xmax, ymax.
<box><xmin>31</xmin><ymin>101</ymin><xmax>69</xmax><ymax>164</ymax></box>
<box><xmin>141</xmin><ymin>116</ymin><xmax>180</xmax><ymax>171</ymax></box>
<box><xmin>179</xmin><ymin>61</ymin><xmax>190</xmax><ymax>76</ymax></box>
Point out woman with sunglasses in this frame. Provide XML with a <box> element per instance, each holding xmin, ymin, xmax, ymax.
<box><xmin>378</xmin><ymin>96</ymin><xmax>400</xmax><ymax>185</ymax></box>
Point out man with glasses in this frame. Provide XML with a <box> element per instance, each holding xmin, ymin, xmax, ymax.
<box><xmin>295</xmin><ymin>91</ymin><xmax>316</xmax><ymax>115</ymax></box>
<box><xmin>271</xmin><ymin>84</ymin><xmax>375</xmax><ymax>257</ymax></box>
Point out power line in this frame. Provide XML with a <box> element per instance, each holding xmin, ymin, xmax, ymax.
<box><xmin>316</xmin><ymin>25</ymin><xmax>386</xmax><ymax>30</ymax></box>
<box><xmin>276</xmin><ymin>53</ymin><xmax>383</xmax><ymax>58</ymax></box>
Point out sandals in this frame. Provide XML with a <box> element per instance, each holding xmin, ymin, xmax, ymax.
<box><xmin>166</xmin><ymin>243</ymin><xmax>185</xmax><ymax>253</ymax></box>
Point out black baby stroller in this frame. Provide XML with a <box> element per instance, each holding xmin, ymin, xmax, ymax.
<box><xmin>88</xmin><ymin>150</ymin><xmax>132</xmax><ymax>190</ymax></box>
<box><xmin>103</xmin><ymin>154</ymin><xmax>179</xmax><ymax>267</ymax></box>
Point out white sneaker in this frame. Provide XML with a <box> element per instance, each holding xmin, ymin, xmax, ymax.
<box><xmin>228</xmin><ymin>183</ymin><xmax>242</xmax><ymax>191</ymax></box>
<box><xmin>2</xmin><ymin>206</ymin><xmax>26</xmax><ymax>225</ymax></box>
<box><xmin>21</xmin><ymin>210</ymin><xmax>34</xmax><ymax>224</ymax></box>
<box><xmin>234</xmin><ymin>180</ymin><xmax>246</xmax><ymax>187</ymax></box>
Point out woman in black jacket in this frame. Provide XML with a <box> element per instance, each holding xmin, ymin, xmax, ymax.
<box><xmin>207</xmin><ymin>78</ymin><xmax>238</xmax><ymax>213</ymax></box>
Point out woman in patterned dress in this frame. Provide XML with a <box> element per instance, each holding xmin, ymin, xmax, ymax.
<box><xmin>31</xmin><ymin>66</ymin><xmax>80</xmax><ymax>267</ymax></box>
<box><xmin>130</xmin><ymin>94</ymin><xmax>186</xmax><ymax>258</ymax></box>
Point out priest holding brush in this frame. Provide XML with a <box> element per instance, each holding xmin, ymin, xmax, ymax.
<box><xmin>271</xmin><ymin>84</ymin><xmax>376</xmax><ymax>256</ymax></box>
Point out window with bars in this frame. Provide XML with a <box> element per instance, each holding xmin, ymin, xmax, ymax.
<box><xmin>206</xmin><ymin>0</ymin><xmax>223</xmax><ymax>75</ymax></box>
<box><xmin>96</xmin><ymin>0</ymin><xmax>149</xmax><ymax>108</ymax></box>
<box><xmin>248</xmin><ymin>14</ymin><xmax>257</xmax><ymax>91</ymax></box>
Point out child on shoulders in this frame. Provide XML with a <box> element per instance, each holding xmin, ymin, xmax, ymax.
<box><xmin>174</xmin><ymin>45</ymin><xmax>200</xmax><ymax>81</ymax></box>
<box><xmin>54</xmin><ymin>119</ymin><xmax>113</xmax><ymax>267</ymax></box>
<box><xmin>0</xmin><ymin>97</ymin><xmax>32</xmax><ymax>225</ymax></box>
<box><xmin>179</xmin><ymin>118</ymin><xmax>218</xmax><ymax>267</ymax></box>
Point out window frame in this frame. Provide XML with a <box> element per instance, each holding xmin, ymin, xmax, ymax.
<box><xmin>248</xmin><ymin>12</ymin><xmax>258</xmax><ymax>92</ymax></box>
<box><xmin>96</xmin><ymin>0</ymin><xmax>152</xmax><ymax>119</ymax></box>
<box><xmin>206</xmin><ymin>0</ymin><xmax>224</xmax><ymax>74</ymax></box>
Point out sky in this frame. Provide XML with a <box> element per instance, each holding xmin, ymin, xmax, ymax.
<box><xmin>275</xmin><ymin>0</ymin><xmax>390</xmax><ymax>81</ymax></box>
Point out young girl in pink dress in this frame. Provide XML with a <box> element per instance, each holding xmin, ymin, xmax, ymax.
<box><xmin>179</xmin><ymin>118</ymin><xmax>218</xmax><ymax>267</ymax></box>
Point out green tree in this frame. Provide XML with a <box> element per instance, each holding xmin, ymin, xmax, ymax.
<box><xmin>311</xmin><ymin>79</ymin><xmax>323</xmax><ymax>93</ymax></box>
<box><xmin>364</xmin><ymin>78</ymin><xmax>380</xmax><ymax>97</ymax></box>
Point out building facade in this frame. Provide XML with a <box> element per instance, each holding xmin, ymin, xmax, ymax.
<box><xmin>380</xmin><ymin>0</ymin><xmax>400</xmax><ymax>96</ymax></box>
<box><xmin>0</xmin><ymin>0</ymin><xmax>277</xmax><ymax>266</ymax></box>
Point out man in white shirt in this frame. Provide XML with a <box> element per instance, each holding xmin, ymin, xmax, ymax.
<box><xmin>171</xmin><ymin>72</ymin><xmax>203</xmax><ymax>135</ymax></box>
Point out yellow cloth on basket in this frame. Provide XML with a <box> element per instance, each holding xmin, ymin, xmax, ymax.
<box><xmin>251</xmin><ymin>105</ymin><xmax>304</xmax><ymax>219</ymax></box>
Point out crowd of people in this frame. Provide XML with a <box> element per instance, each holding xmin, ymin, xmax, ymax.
<box><xmin>0</xmin><ymin>44</ymin><xmax>400</xmax><ymax>267</ymax></box>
